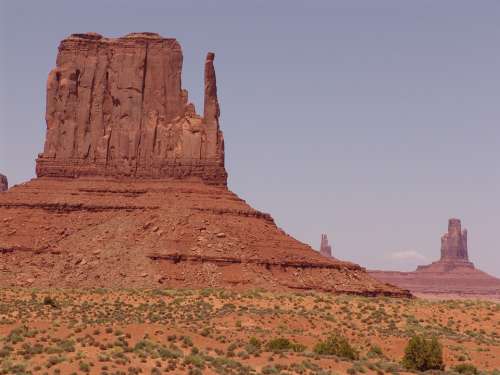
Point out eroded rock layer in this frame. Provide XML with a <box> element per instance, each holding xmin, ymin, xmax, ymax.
<box><xmin>36</xmin><ymin>33</ymin><xmax>226</xmax><ymax>185</ymax></box>
<box><xmin>0</xmin><ymin>178</ymin><xmax>409</xmax><ymax>296</ymax></box>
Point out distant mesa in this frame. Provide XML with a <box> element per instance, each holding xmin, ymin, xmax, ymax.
<box><xmin>417</xmin><ymin>218</ymin><xmax>475</xmax><ymax>272</ymax></box>
<box><xmin>319</xmin><ymin>234</ymin><xmax>333</xmax><ymax>258</ymax></box>
<box><xmin>0</xmin><ymin>32</ymin><xmax>408</xmax><ymax>297</ymax></box>
<box><xmin>370</xmin><ymin>218</ymin><xmax>500</xmax><ymax>299</ymax></box>
<box><xmin>0</xmin><ymin>173</ymin><xmax>7</xmax><ymax>192</ymax></box>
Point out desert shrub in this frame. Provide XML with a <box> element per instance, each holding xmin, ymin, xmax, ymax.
<box><xmin>265</xmin><ymin>337</ymin><xmax>305</xmax><ymax>352</ymax></box>
<box><xmin>245</xmin><ymin>336</ymin><xmax>262</xmax><ymax>355</ymax></box>
<box><xmin>43</xmin><ymin>296</ymin><xmax>59</xmax><ymax>308</ymax></box>
<box><xmin>313</xmin><ymin>334</ymin><xmax>358</xmax><ymax>360</ymax></box>
<box><xmin>367</xmin><ymin>345</ymin><xmax>384</xmax><ymax>358</ymax></box>
<box><xmin>402</xmin><ymin>335</ymin><xmax>444</xmax><ymax>371</ymax></box>
<box><xmin>78</xmin><ymin>361</ymin><xmax>91</xmax><ymax>373</ymax></box>
<box><xmin>183</xmin><ymin>354</ymin><xmax>205</xmax><ymax>368</ymax></box>
<box><xmin>452</xmin><ymin>363</ymin><xmax>479</xmax><ymax>374</ymax></box>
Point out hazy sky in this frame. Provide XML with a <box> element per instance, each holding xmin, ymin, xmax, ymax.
<box><xmin>1</xmin><ymin>1</ymin><xmax>499</xmax><ymax>277</ymax></box>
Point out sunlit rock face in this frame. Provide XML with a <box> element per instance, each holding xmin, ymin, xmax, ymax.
<box><xmin>36</xmin><ymin>32</ymin><xmax>226</xmax><ymax>185</ymax></box>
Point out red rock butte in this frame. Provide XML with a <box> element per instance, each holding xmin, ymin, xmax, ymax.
<box><xmin>370</xmin><ymin>219</ymin><xmax>500</xmax><ymax>299</ymax></box>
<box><xmin>0</xmin><ymin>33</ymin><xmax>409</xmax><ymax>296</ymax></box>
<box><xmin>36</xmin><ymin>32</ymin><xmax>226</xmax><ymax>185</ymax></box>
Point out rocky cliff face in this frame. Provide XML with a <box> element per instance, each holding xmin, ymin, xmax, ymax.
<box><xmin>0</xmin><ymin>174</ymin><xmax>7</xmax><ymax>192</ymax></box>
<box><xmin>319</xmin><ymin>234</ymin><xmax>333</xmax><ymax>258</ymax></box>
<box><xmin>36</xmin><ymin>32</ymin><xmax>226</xmax><ymax>185</ymax></box>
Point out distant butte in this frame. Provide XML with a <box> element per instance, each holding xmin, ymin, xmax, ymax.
<box><xmin>370</xmin><ymin>219</ymin><xmax>500</xmax><ymax>299</ymax></box>
<box><xmin>0</xmin><ymin>33</ymin><xmax>409</xmax><ymax>296</ymax></box>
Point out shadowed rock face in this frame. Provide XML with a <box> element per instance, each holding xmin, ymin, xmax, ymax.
<box><xmin>319</xmin><ymin>234</ymin><xmax>333</xmax><ymax>258</ymax></box>
<box><xmin>0</xmin><ymin>174</ymin><xmax>7</xmax><ymax>192</ymax></box>
<box><xmin>36</xmin><ymin>32</ymin><xmax>226</xmax><ymax>185</ymax></box>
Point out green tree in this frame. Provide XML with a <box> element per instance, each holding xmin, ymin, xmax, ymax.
<box><xmin>402</xmin><ymin>335</ymin><xmax>444</xmax><ymax>371</ymax></box>
<box><xmin>313</xmin><ymin>334</ymin><xmax>358</xmax><ymax>360</ymax></box>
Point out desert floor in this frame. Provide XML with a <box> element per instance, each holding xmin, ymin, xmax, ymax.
<box><xmin>0</xmin><ymin>288</ymin><xmax>498</xmax><ymax>374</ymax></box>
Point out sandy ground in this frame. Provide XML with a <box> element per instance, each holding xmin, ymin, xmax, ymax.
<box><xmin>0</xmin><ymin>288</ymin><xmax>498</xmax><ymax>374</ymax></box>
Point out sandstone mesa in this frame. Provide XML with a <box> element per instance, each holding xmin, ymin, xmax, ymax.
<box><xmin>0</xmin><ymin>32</ymin><xmax>409</xmax><ymax>296</ymax></box>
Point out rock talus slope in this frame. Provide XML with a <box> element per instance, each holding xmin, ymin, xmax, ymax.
<box><xmin>0</xmin><ymin>33</ymin><xmax>409</xmax><ymax>296</ymax></box>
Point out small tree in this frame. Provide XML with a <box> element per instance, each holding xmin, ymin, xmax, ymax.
<box><xmin>265</xmin><ymin>337</ymin><xmax>305</xmax><ymax>353</ymax></box>
<box><xmin>402</xmin><ymin>335</ymin><xmax>444</xmax><ymax>371</ymax></box>
<box><xmin>452</xmin><ymin>363</ymin><xmax>479</xmax><ymax>375</ymax></box>
<box><xmin>313</xmin><ymin>334</ymin><xmax>358</xmax><ymax>360</ymax></box>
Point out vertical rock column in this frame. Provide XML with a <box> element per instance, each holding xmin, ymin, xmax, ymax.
<box><xmin>319</xmin><ymin>234</ymin><xmax>333</xmax><ymax>258</ymax></box>
<box><xmin>203</xmin><ymin>52</ymin><xmax>224</xmax><ymax>161</ymax></box>
<box><xmin>440</xmin><ymin>218</ymin><xmax>469</xmax><ymax>261</ymax></box>
<box><xmin>0</xmin><ymin>174</ymin><xmax>8</xmax><ymax>192</ymax></box>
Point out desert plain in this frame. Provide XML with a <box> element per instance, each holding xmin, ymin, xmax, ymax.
<box><xmin>1</xmin><ymin>288</ymin><xmax>499</xmax><ymax>374</ymax></box>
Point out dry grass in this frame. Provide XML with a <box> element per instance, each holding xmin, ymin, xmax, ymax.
<box><xmin>0</xmin><ymin>288</ymin><xmax>499</xmax><ymax>374</ymax></box>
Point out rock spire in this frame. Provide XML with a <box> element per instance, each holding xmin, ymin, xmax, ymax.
<box><xmin>0</xmin><ymin>174</ymin><xmax>7</xmax><ymax>192</ymax></box>
<box><xmin>320</xmin><ymin>234</ymin><xmax>333</xmax><ymax>258</ymax></box>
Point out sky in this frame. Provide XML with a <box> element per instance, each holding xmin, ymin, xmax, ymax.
<box><xmin>1</xmin><ymin>1</ymin><xmax>499</xmax><ymax>277</ymax></box>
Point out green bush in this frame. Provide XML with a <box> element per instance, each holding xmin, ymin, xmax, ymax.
<box><xmin>402</xmin><ymin>335</ymin><xmax>444</xmax><ymax>371</ymax></box>
<box><xmin>265</xmin><ymin>337</ymin><xmax>305</xmax><ymax>352</ymax></box>
<box><xmin>313</xmin><ymin>334</ymin><xmax>358</xmax><ymax>360</ymax></box>
<box><xmin>367</xmin><ymin>344</ymin><xmax>384</xmax><ymax>358</ymax></box>
<box><xmin>245</xmin><ymin>337</ymin><xmax>262</xmax><ymax>355</ymax></box>
<box><xmin>452</xmin><ymin>363</ymin><xmax>479</xmax><ymax>374</ymax></box>
<box><xmin>43</xmin><ymin>296</ymin><xmax>59</xmax><ymax>308</ymax></box>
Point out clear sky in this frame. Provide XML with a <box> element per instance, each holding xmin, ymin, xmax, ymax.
<box><xmin>1</xmin><ymin>1</ymin><xmax>499</xmax><ymax>277</ymax></box>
